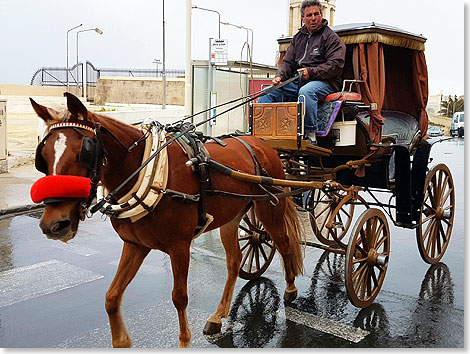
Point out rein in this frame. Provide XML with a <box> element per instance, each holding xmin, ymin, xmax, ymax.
<box><xmin>89</xmin><ymin>72</ymin><xmax>303</xmax><ymax>215</ymax></box>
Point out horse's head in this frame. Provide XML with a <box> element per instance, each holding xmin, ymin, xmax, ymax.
<box><xmin>30</xmin><ymin>93</ymin><xmax>103</xmax><ymax>242</ymax></box>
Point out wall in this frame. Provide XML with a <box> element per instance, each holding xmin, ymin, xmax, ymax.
<box><xmin>0</xmin><ymin>84</ymin><xmax>80</xmax><ymax>97</ymax></box>
<box><xmin>94</xmin><ymin>76</ymin><xmax>185</xmax><ymax>105</ymax></box>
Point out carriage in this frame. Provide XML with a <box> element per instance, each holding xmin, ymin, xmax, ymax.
<box><xmin>29</xmin><ymin>22</ymin><xmax>454</xmax><ymax>347</ymax></box>
<box><xmin>238</xmin><ymin>22</ymin><xmax>455</xmax><ymax>307</ymax></box>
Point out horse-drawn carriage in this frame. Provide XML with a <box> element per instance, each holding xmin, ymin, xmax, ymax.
<box><xmin>29</xmin><ymin>22</ymin><xmax>454</xmax><ymax>347</ymax></box>
<box><xmin>239</xmin><ymin>22</ymin><xmax>454</xmax><ymax>307</ymax></box>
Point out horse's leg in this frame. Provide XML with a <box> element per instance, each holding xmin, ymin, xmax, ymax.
<box><xmin>204</xmin><ymin>216</ymin><xmax>243</xmax><ymax>335</ymax></box>
<box><xmin>255</xmin><ymin>198</ymin><xmax>304</xmax><ymax>302</ymax></box>
<box><xmin>105</xmin><ymin>241</ymin><xmax>150</xmax><ymax>348</ymax></box>
<box><xmin>168</xmin><ymin>241</ymin><xmax>192</xmax><ymax>348</ymax></box>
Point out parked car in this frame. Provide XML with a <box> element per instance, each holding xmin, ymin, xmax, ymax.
<box><xmin>450</xmin><ymin>111</ymin><xmax>464</xmax><ymax>137</ymax></box>
<box><xmin>427</xmin><ymin>125</ymin><xmax>444</xmax><ymax>137</ymax></box>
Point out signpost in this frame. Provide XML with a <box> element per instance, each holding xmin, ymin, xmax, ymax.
<box><xmin>207</xmin><ymin>38</ymin><xmax>228</xmax><ymax>135</ymax></box>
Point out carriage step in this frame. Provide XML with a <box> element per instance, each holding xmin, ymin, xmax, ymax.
<box><xmin>331</xmin><ymin>222</ymin><xmax>344</xmax><ymax>229</ymax></box>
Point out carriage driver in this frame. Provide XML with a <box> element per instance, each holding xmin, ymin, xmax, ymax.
<box><xmin>258</xmin><ymin>0</ymin><xmax>346</xmax><ymax>144</ymax></box>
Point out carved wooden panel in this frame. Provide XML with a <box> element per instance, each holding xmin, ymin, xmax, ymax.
<box><xmin>252</xmin><ymin>103</ymin><xmax>301</xmax><ymax>140</ymax></box>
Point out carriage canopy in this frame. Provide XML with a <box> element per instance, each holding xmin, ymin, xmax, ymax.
<box><xmin>333</xmin><ymin>22</ymin><xmax>429</xmax><ymax>144</ymax></box>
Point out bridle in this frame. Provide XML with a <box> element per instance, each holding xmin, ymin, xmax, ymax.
<box><xmin>33</xmin><ymin>122</ymin><xmax>105</xmax><ymax>217</ymax></box>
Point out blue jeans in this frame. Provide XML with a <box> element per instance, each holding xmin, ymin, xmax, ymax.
<box><xmin>258</xmin><ymin>80</ymin><xmax>335</xmax><ymax>133</ymax></box>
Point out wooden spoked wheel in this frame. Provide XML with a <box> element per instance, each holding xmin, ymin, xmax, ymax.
<box><xmin>345</xmin><ymin>208</ymin><xmax>390</xmax><ymax>308</ymax></box>
<box><xmin>238</xmin><ymin>209</ymin><xmax>276</xmax><ymax>280</ymax></box>
<box><xmin>416</xmin><ymin>164</ymin><xmax>455</xmax><ymax>264</ymax></box>
<box><xmin>308</xmin><ymin>189</ymin><xmax>354</xmax><ymax>247</ymax></box>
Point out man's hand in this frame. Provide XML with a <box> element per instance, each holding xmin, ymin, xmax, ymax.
<box><xmin>272</xmin><ymin>76</ymin><xmax>282</xmax><ymax>85</ymax></box>
<box><xmin>297</xmin><ymin>68</ymin><xmax>309</xmax><ymax>80</ymax></box>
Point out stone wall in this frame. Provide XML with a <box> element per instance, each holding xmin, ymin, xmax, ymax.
<box><xmin>94</xmin><ymin>76</ymin><xmax>185</xmax><ymax>105</ymax></box>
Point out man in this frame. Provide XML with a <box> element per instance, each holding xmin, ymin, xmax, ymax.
<box><xmin>258</xmin><ymin>0</ymin><xmax>346</xmax><ymax>144</ymax></box>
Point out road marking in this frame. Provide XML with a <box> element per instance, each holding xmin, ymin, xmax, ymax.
<box><xmin>50</xmin><ymin>241</ymin><xmax>100</xmax><ymax>256</ymax></box>
<box><xmin>108</xmin><ymin>260</ymin><xmax>165</xmax><ymax>275</ymax></box>
<box><xmin>0</xmin><ymin>259</ymin><xmax>103</xmax><ymax>307</ymax></box>
<box><xmin>280</xmin><ymin>306</ymin><xmax>369</xmax><ymax>343</ymax></box>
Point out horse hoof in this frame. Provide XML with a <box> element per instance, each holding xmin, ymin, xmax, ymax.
<box><xmin>203</xmin><ymin>321</ymin><xmax>222</xmax><ymax>335</ymax></box>
<box><xmin>283</xmin><ymin>289</ymin><xmax>298</xmax><ymax>302</ymax></box>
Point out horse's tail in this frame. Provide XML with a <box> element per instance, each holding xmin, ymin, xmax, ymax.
<box><xmin>282</xmin><ymin>195</ymin><xmax>305</xmax><ymax>277</ymax></box>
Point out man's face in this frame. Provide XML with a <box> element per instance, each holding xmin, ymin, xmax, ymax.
<box><xmin>302</xmin><ymin>5</ymin><xmax>323</xmax><ymax>33</ymax></box>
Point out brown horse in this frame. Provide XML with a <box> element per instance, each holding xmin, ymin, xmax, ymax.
<box><xmin>30</xmin><ymin>92</ymin><xmax>304</xmax><ymax>348</ymax></box>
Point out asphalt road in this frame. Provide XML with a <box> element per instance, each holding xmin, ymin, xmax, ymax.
<box><xmin>0</xmin><ymin>138</ymin><xmax>464</xmax><ymax>348</ymax></box>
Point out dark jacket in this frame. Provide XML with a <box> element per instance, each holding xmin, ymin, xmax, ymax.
<box><xmin>277</xmin><ymin>19</ymin><xmax>346</xmax><ymax>91</ymax></box>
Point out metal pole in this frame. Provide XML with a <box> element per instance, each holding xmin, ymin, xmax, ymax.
<box><xmin>67</xmin><ymin>24</ymin><xmax>82</xmax><ymax>92</ymax></box>
<box><xmin>76</xmin><ymin>31</ymin><xmax>80</xmax><ymax>96</ymax></box>
<box><xmin>162</xmin><ymin>0</ymin><xmax>166</xmax><ymax>109</ymax></box>
<box><xmin>76</xmin><ymin>28</ymin><xmax>103</xmax><ymax>98</ymax></box>
<box><xmin>185</xmin><ymin>0</ymin><xmax>192</xmax><ymax>118</ymax></box>
<box><xmin>207</xmin><ymin>38</ymin><xmax>214</xmax><ymax>136</ymax></box>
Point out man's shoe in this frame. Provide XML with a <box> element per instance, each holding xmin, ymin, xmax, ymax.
<box><xmin>305</xmin><ymin>132</ymin><xmax>317</xmax><ymax>145</ymax></box>
<box><xmin>307</xmin><ymin>138</ymin><xmax>317</xmax><ymax>146</ymax></box>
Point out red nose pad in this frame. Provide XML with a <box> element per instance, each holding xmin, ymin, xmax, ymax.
<box><xmin>30</xmin><ymin>175</ymin><xmax>92</xmax><ymax>203</ymax></box>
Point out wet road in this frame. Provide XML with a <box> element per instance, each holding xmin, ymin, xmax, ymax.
<box><xmin>0</xmin><ymin>138</ymin><xmax>464</xmax><ymax>348</ymax></box>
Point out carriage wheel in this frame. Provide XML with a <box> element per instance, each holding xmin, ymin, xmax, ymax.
<box><xmin>416</xmin><ymin>164</ymin><xmax>455</xmax><ymax>264</ymax></box>
<box><xmin>238</xmin><ymin>208</ymin><xmax>276</xmax><ymax>280</ymax></box>
<box><xmin>345</xmin><ymin>208</ymin><xmax>390</xmax><ymax>308</ymax></box>
<box><xmin>308</xmin><ymin>189</ymin><xmax>354</xmax><ymax>247</ymax></box>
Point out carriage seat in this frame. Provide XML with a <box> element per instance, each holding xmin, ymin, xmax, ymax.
<box><xmin>358</xmin><ymin>110</ymin><xmax>420</xmax><ymax>146</ymax></box>
<box><xmin>321</xmin><ymin>91</ymin><xmax>362</xmax><ymax>102</ymax></box>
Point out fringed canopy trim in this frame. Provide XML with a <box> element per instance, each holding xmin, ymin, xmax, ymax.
<box><xmin>339</xmin><ymin>33</ymin><xmax>425</xmax><ymax>51</ymax></box>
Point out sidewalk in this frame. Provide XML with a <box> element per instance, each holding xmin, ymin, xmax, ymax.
<box><xmin>0</xmin><ymin>162</ymin><xmax>43</xmax><ymax>217</ymax></box>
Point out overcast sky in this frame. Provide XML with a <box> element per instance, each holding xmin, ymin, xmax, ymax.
<box><xmin>0</xmin><ymin>0</ymin><xmax>465</xmax><ymax>96</ymax></box>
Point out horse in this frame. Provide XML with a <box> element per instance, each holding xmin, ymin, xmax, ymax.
<box><xmin>30</xmin><ymin>92</ymin><xmax>304</xmax><ymax>348</ymax></box>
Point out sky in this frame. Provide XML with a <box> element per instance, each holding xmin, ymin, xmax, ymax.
<box><xmin>0</xmin><ymin>0</ymin><xmax>465</xmax><ymax>96</ymax></box>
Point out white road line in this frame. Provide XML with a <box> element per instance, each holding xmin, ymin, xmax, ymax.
<box><xmin>280</xmin><ymin>306</ymin><xmax>369</xmax><ymax>343</ymax></box>
<box><xmin>0</xmin><ymin>259</ymin><xmax>103</xmax><ymax>308</ymax></box>
<box><xmin>108</xmin><ymin>260</ymin><xmax>165</xmax><ymax>275</ymax></box>
<box><xmin>50</xmin><ymin>241</ymin><xmax>100</xmax><ymax>256</ymax></box>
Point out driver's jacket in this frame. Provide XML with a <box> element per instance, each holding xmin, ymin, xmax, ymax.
<box><xmin>277</xmin><ymin>19</ymin><xmax>346</xmax><ymax>91</ymax></box>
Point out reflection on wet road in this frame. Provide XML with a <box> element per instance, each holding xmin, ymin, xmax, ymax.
<box><xmin>0</xmin><ymin>138</ymin><xmax>464</xmax><ymax>348</ymax></box>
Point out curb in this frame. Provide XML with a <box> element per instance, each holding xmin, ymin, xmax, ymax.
<box><xmin>0</xmin><ymin>203</ymin><xmax>44</xmax><ymax>219</ymax></box>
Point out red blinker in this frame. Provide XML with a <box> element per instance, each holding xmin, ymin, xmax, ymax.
<box><xmin>30</xmin><ymin>175</ymin><xmax>92</xmax><ymax>203</ymax></box>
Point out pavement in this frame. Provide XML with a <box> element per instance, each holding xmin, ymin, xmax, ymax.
<box><xmin>0</xmin><ymin>162</ymin><xmax>44</xmax><ymax>217</ymax></box>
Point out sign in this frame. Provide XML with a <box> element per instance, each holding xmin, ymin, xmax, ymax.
<box><xmin>210</xmin><ymin>38</ymin><xmax>228</xmax><ymax>66</ymax></box>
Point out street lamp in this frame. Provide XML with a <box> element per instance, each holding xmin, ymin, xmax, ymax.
<box><xmin>76</xmin><ymin>28</ymin><xmax>103</xmax><ymax>96</ymax></box>
<box><xmin>66</xmin><ymin>23</ymin><xmax>82</xmax><ymax>92</ymax></box>
<box><xmin>152</xmin><ymin>59</ymin><xmax>161</xmax><ymax>76</ymax></box>
<box><xmin>192</xmin><ymin>5</ymin><xmax>221</xmax><ymax>39</ymax></box>
<box><xmin>220</xmin><ymin>21</ymin><xmax>253</xmax><ymax>61</ymax></box>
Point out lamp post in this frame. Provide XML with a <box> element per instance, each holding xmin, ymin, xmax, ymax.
<box><xmin>76</xmin><ymin>28</ymin><xmax>103</xmax><ymax>97</ymax></box>
<box><xmin>192</xmin><ymin>5</ymin><xmax>221</xmax><ymax>39</ymax></box>
<box><xmin>220</xmin><ymin>21</ymin><xmax>253</xmax><ymax>61</ymax></box>
<box><xmin>185</xmin><ymin>0</ymin><xmax>192</xmax><ymax>118</ymax></box>
<box><xmin>66</xmin><ymin>24</ymin><xmax>82</xmax><ymax>92</ymax></box>
<box><xmin>162</xmin><ymin>0</ymin><xmax>166</xmax><ymax>109</ymax></box>
<box><xmin>192</xmin><ymin>5</ymin><xmax>222</xmax><ymax>136</ymax></box>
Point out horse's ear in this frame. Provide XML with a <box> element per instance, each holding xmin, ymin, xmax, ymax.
<box><xmin>30</xmin><ymin>98</ymin><xmax>62</xmax><ymax>124</ymax></box>
<box><xmin>64</xmin><ymin>92</ymin><xmax>88</xmax><ymax>121</ymax></box>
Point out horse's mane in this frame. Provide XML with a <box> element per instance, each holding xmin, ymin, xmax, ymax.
<box><xmin>92</xmin><ymin>111</ymin><xmax>142</xmax><ymax>136</ymax></box>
